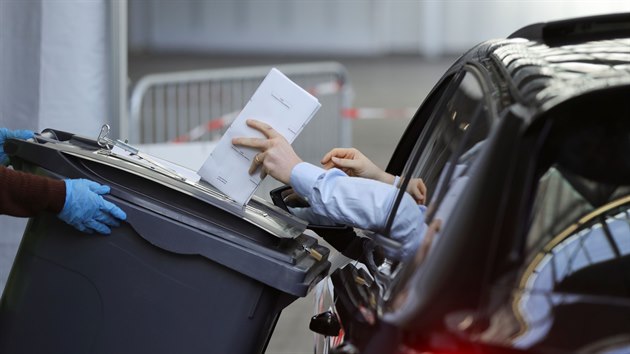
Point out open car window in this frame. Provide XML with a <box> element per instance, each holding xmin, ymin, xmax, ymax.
<box><xmin>382</xmin><ymin>67</ymin><xmax>495</xmax><ymax>263</ymax></box>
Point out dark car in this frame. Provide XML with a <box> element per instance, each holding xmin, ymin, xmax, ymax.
<box><xmin>307</xmin><ymin>13</ymin><xmax>630</xmax><ymax>354</ymax></box>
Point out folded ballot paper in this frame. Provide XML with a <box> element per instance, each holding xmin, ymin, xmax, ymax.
<box><xmin>198</xmin><ymin>68</ymin><xmax>321</xmax><ymax>206</ymax></box>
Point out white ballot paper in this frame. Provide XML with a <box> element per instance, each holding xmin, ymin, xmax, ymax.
<box><xmin>197</xmin><ymin>68</ymin><xmax>321</xmax><ymax>206</ymax></box>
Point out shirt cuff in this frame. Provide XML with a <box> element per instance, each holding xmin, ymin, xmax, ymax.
<box><xmin>290</xmin><ymin>162</ymin><xmax>326</xmax><ymax>198</ymax></box>
<box><xmin>393</xmin><ymin>175</ymin><xmax>401</xmax><ymax>187</ymax></box>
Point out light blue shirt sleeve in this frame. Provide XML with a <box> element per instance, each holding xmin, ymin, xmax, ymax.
<box><xmin>290</xmin><ymin>162</ymin><xmax>427</xmax><ymax>260</ymax></box>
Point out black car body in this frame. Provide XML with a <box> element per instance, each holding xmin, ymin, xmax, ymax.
<box><xmin>311</xmin><ymin>13</ymin><xmax>630</xmax><ymax>354</ymax></box>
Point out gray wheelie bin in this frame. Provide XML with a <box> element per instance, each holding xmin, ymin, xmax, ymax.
<box><xmin>0</xmin><ymin>128</ymin><xmax>330</xmax><ymax>354</ymax></box>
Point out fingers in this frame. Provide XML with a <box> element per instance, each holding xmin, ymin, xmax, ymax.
<box><xmin>69</xmin><ymin>220</ymin><xmax>93</xmax><ymax>234</ymax></box>
<box><xmin>83</xmin><ymin>205</ymin><xmax>124</xmax><ymax>235</ymax></box>
<box><xmin>14</xmin><ymin>130</ymin><xmax>34</xmax><ymax>140</ymax></box>
<box><xmin>73</xmin><ymin>222</ymin><xmax>89</xmax><ymax>233</ymax></box>
<box><xmin>321</xmin><ymin>150</ymin><xmax>333</xmax><ymax>165</ymax></box>
<box><xmin>85</xmin><ymin>219</ymin><xmax>111</xmax><ymax>235</ymax></box>
<box><xmin>81</xmin><ymin>205</ymin><xmax>124</xmax><ymax>235</ymax></box>
<box><xmin>232</xmin><ymin>120</ymin><xmax>283</xmax><ymax>150</ymax></box>
<box><xmin>412</xmin><ymin>188</ymin><xmax>425</xmax><ymax>205</ymax></box>
<box><xmin>91</xmin><ymin>184</ymin><xmax>111</xmax><ymax>195</ymax></box>
<box><xmin>248</xmin><ymin>152</ymin><xmax>270</xmax><ymax>180</ymax></box>
<box><xmin>248</xmin><ymin>160</ymin><xmax>258</xmax><ymax>175</ymax></box>
<box><xmin>248</xmin><ymin>152</ymin><xmax>265</xmax><ymax>175</ymax></box>
<box><xmin>414</xmin><ymin>178</ymin><xmax>427</xmax><ymax>204</ymax></box>
<box><xmin>246</xmin><ymin>119</ymin><xmax>280</xmax><ymax>139</ymax></box>
<box><xmin>327</xmin><ymin>157</ymin><xmax>355</xmax><ymax>176</ymax></box>
<box><xmin>232</xmin><ymin>120</ymin><xmax>281</xmax><ymax>148</ymax></box>
<box><xmin>231</xmin><ymin>119</ymin><xmax>302</xmax><ymax>184</ymax></box>
<box><xmin>331</xmin><ymin>156</ymin><xmax>359</xmax><ymax>170</ymax></box>
<box><xmin>81</xmin><ymin>179</ymin><xmax>110</xmax><ymax>194</ymax></box>
<box><xmin>232</xmin><ymin>136</ymin><xmax>269</xmax><ymax>149</ymax></box>
<box><xmin>100</xmin><ymin>199</ymin><xmax>127</xmax><ymax>220</ymax></box>
<box><xmin>320</xmin><ymin>148</ymin><xmax>356</xmax><ymax>165</ymax></box>
<box><xmin>321</xmin><ymin>161</ymin><xmax>335</xmax><ymax>170</ymax></box>
<box><xmin>94</xmin><ymin>211</ymin><xmax>121</xmax><ymax>228</ymax></box>
<box><xmin>321</xmin><ymin>148</ymin><xmax>359</xmax><ymax>172</ymax></box>
<box><xmin>407</xmin><ymin>179</ymin><xmax>427</xmax><ymax>205</ymax></box>
<box><xmin>3</xmin><ymin>129</ymin><xmax>34</xmax><ymax>140</ymax></box>
<box><xmin>260</xmin><ymin>166</ymin><xmax>268</xmax><ymax>180</ymax></box>
<box><xmin>320</xmin><ymin>149</ymin><xmax>339</xmax><ymax>165</ymax></box>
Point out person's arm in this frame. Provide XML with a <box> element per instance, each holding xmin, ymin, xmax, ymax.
<box><xmin>0</xmin><ymin>128</ymin><xmax>64</xmax><ymax>215</ymax></box>
<box><xmin>290</xmin><ymin>162</ymin><xmax>427</xmax><ymax>260</ymax></box>
<box><xmin>232</xmin><ymin>119</ymin><xmax>427</xmax><ymax>260</ymax></box>
<box><xmin>321</xmin><ymin>147</ymin><xmax>395</xmax><ymax>183</ymax></box>
<box><xmin>0</xmin><ymin>166</ymin><xmax>66</xmax><ymax>216</ymax></box>
<box><xmin>0</xmin><ymin>167</ymin><xmax>127</xmax><ymax>235</ymax></box>
<box><xmin>321</xmin><ymin>147</ymin><xmax>426</xmax><ymax>204</ymax></box>
<box><xmin>0</xmin><ymin>128</ymin><xmax>126</xmax><ymax>234</ymax></box>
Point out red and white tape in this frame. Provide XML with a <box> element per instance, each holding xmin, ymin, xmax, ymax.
<box><xmin>171</xmin><ymin>111</ymin><xmax>239</xmax><ymax>143</ymax></box>
<box><xmin>169</xmin><ymin>80</ymin><xmax>415</xmax><ymax>143</ymax></box>
<box><xmin>306</xmin><ymin>80</ymin><xmax>344</xmax><ymax>96</ymax></box>
<box><xmin>341</xmin><ymin>107</ymin><xmax>416</xmax><ymax>120</ymax></box>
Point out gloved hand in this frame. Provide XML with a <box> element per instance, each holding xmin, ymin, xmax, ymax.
<box><xmin>58</xmin><ymin>179</ymin><xmax>127</xmax><ymax>234</ymax></box>
<box><xmin>0</xmin><ymin>128</ymin><xmax>34</xmax><ymax>165</ymax></box>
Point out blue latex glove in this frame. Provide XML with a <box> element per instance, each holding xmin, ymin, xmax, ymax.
<box><xmin>58</xmin><ymin>179</ymin><xmax>127</xmax><ymax>234</ymax></box>
<box><xmin>0</xmin><ymin>128</ymin><xmax>34</xmax><ymax>165</ymax></box>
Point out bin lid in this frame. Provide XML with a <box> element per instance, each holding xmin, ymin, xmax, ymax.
<box><xmin>9</xmin><ymin>130</ymin><xmax>308</xmax><ymax>239</ymax></box>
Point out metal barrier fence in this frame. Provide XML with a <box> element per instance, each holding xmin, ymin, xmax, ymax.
<box><xmin>126</xmin><ymin>61</ymin><xmax>353</xmax><ymax>200</ymax></box>
<box><xmin>128</xmin><ymin>61</ymin><xmax>352</xmax><ymax>154</ymax></box>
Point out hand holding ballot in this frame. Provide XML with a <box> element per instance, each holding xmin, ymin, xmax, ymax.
<box><xmin>197</xmin><ymin>68</ymin><xmax>320</xmax><ymax>205</ymax></box>
<box><xmin>232</xmin><ymin>120</ymin><xmax>303</xmax><ymax>185</ymax></box>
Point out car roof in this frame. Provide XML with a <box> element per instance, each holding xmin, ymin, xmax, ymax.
<box><xmin>486</xmin><ymin>37</ymin><xmax>630</xmax><ymax>112</ymax></box>
<box><xmin>388</xmin><ymin>14</ymin><xmax>630</xmax><ymax>176</ymax></box>
<box><xmin>450</xmin><ymin>13</ymin><xmax>630</xmax><ymax>125</ymax></box>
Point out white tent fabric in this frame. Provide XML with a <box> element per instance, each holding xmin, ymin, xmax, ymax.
<box><xmin>0</xmin><ymin>0</ymin><xmax>111</xmax><ymax>294</ymax></box>
<box><xmin>1</xmin><ymin>0</ymin><xmax>110</xmax><ymax>134</ymax></box>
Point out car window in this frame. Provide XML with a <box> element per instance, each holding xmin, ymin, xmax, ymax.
<box><xmin>507</xmin><ymin>99</ymin><xmax>630</xmax><ymax>350</ymax></box>
<box><xmin>384</xmin><ymin>68</ymin><xmax>494</xmax><ymax>256</ymax></box>
<box><xmin>519</xmin><ymin>164</ymin><xmax>630</xmax><ymax>299</ymax></box>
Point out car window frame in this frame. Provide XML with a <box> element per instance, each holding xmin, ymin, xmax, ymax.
<box><xmin>382</xmin><ymin>64</ymin><xmax>497</xmax><ymax>238</ymax></box>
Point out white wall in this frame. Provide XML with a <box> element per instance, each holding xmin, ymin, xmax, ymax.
<box><xmin>129</xmin><ymin>0</ymin><xmax>630</xmax><ymax>57</ymax></box>
<box><xmin>0</xmin><ymin>0</ymin><xmax>113</xmax><ymax>135</ymax></box>
<box><xmin>440</xmin><ymin>1</ymin><xmax>630</xmax><ymax>54</ymax></box>
<box><xmin>0</xmin><ymin>0</ymin><xmax>118</xmax><ymax>294</ymax></box>
<box><xmin>130</xmin><ymin>0</ymin><xmax>398</xmax><ymax>55</ymax></box>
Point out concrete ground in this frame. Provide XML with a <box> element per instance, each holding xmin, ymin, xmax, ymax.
<box><xmin>0</xmin><ymin>54</ymin><xmax>454</xmax><ymax>353</ymax></box>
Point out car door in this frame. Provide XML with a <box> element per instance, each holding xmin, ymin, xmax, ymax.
<box><xmin>475</xmin><ymin>87</ymin><xmax>630</xmax><ymax>353</ymax></box>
